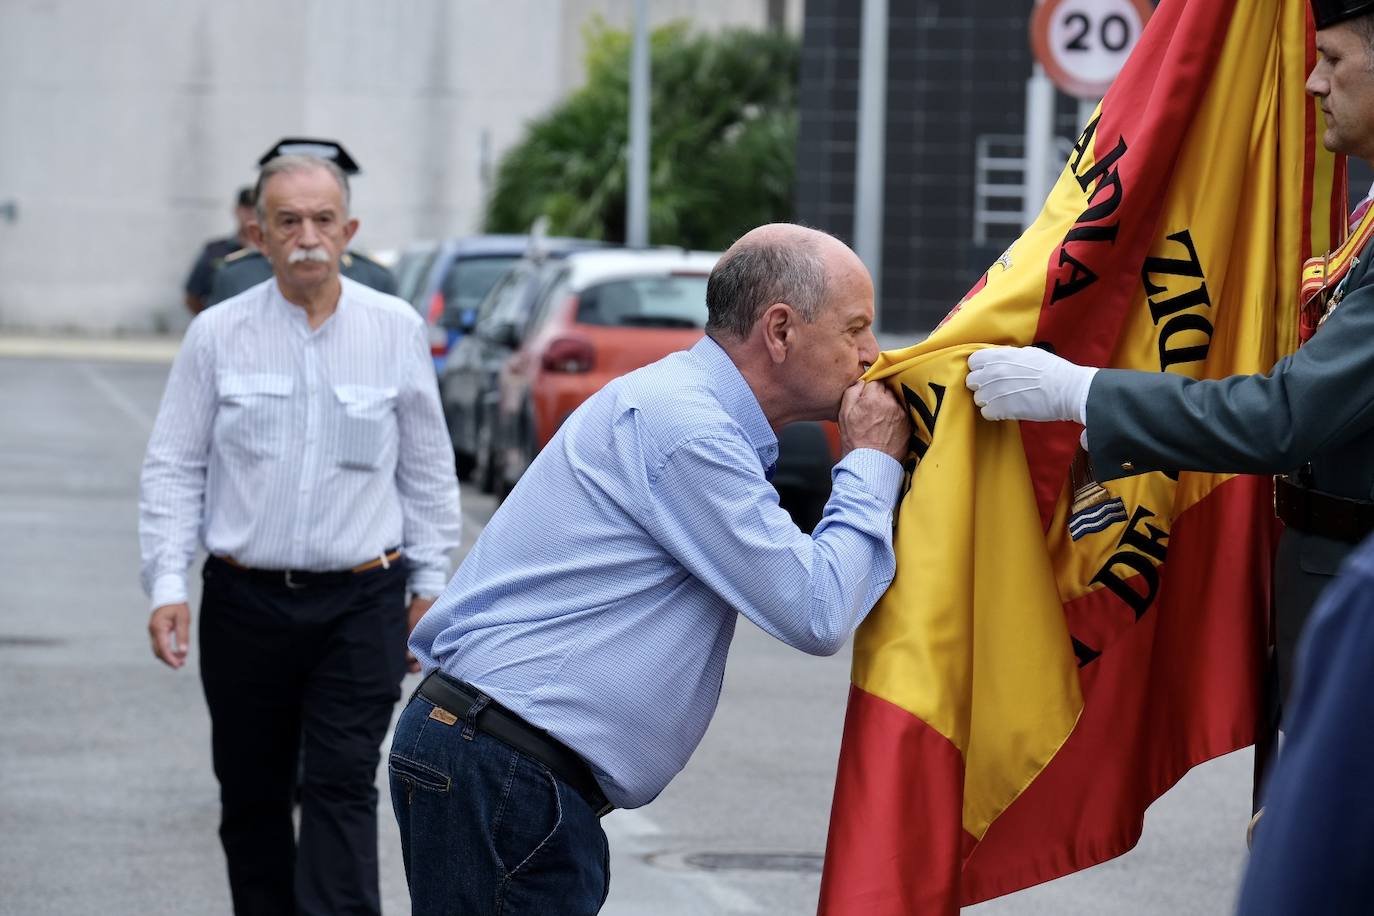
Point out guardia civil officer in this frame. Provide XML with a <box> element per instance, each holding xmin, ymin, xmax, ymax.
<box><xmin>205</xmin><ymin>139</ymin><xmax>397</xmax><ymax>307</ymax></box>
<box><xmin>964</xmin><ymin>0</ymin><xmax>1374</xmax><ymax>752</ymax></box>
<box><xmin>184</xmin><ymin>186</ymin><xmax>255</xmax><ymax>315</ymax></box>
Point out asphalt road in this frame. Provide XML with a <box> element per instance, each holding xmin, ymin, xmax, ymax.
<box><xmin>0</xmin><ymin>346</ymin><xmax>1254</xmax><ymax>915</ymax></box>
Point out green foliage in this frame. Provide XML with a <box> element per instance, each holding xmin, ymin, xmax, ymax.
<box><xmin>484</xmin><ymin>21</ymin><xmax>798</xmax><ymax>251</ymax></box>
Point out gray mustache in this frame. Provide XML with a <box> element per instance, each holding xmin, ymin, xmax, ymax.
<box><xmin>288</xmin><ymin>248</ymin><xmax>332</xmax><ymax>264</ymax></box>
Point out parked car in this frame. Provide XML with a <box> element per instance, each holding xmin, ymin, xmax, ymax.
<box><xmin>490</xmin><ymin>248</ymin><xmax>840</xmax><ymax>530</ymax></box>
<box><xmin>391</xmin><ymin>239</ymin><xmax>438</xmax><ymax>307</ymax></box>
<box><xmin>439</xmin><ymin>238</ymin><xmax>609</xmax><ymax>487</ymax></box>
<box><xmin>408</xmin><ymin>235</ymin><xmax>532</xmax><ymax>373</ymax></box>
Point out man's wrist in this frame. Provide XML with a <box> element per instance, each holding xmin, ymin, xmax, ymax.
<box><xmin>835</xmin><ymin>448</ymin><xmax>905</xmax><ymax>506</ymax></box>
<box><xmin>150</xmin><ymin>573</ymin><xmax>188</xmax><ymax>610</ymax></box>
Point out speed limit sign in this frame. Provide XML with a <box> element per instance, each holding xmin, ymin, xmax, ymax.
<box><xmin>1030</xmin><ymin>0</ymin><xmax>1153</xmax><ymax>99</ymax></box>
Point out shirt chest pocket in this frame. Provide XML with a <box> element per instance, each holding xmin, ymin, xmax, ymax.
<box><xmin>333</xmin><ymin>384</ymin><xmax>399</xmax><ymax>471</ymax></box>
<box><xmin>217</xmin><ymin>372</ymin><xmax>295</xmax><ymax>461</ymax></box>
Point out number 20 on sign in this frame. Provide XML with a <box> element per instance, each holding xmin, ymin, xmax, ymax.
<box><xmin>1031</xmin><ymin>0</ymin><xmax>1154</xmax><ymax>99</ymax></box>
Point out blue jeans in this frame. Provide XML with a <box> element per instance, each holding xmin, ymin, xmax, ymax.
<box><xmin>389</xmin><ymin>691</ymin><xmax>611</xmax><ymax>915</ymax></box>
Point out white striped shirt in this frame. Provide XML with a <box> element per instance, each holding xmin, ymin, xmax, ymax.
<box><xmin>139</xmin><ymin>277</ymin><xmax>461</xmax><ymax>608</ymax></box>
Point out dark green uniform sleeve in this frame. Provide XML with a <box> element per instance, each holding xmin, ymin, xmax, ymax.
<box><xmin>207</xmin><ymin>253</ymin><xmax>273</xmax><ymax>306</ymax></box>
<box><xmin>1086</xmin><ymin>259</ymin><xmax>1374</xmax><ymax>484</ymax></box>
<box><xmin>342</xmin><ymin>253</ymin><xmax>398</xmax><ymax>295</ymax></box>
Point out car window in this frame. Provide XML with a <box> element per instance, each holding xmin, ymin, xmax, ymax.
<box><xmin>527</xmin><ymin>268</ymin><xmax>572</xmax><ymax>335</ymax></box>
<box><xmin>407</xmin><ymin>251</ymin><xmax>441</xmax><ymax>312</ymax></box>
<box><xmin>440</xmin><ymin>257</ymin><xmax>520</xmax><ymax>327</ymax></box>
<box><xmin>489</xmin><ymin>273</ymin><xmax>541</xmax><ymax>326</ymax></box>
<box><xmin>394</xmin><ymin>248</ymin><xmax>435</xmax><ymax>306</ymax></box>
<box><xmin>474</xmin><ymin>265</ymin><xmax>530</xmax><ymax>329</ymax></box>
<box><xmin>575</xmin><ymin>275</ymin><xmax>709</xmax><ymax>328</ymax></box>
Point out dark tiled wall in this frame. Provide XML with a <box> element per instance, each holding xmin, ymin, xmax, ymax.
<box><xmin>797</xmin><ymin>1</ymin><xmax>1070</xmax><ymax>334</ymax></box>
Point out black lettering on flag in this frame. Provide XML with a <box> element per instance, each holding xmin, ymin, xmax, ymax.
<box><xmin>1051</xmin><ymin>247</ymin><xmax>1101</xmax><ymax>303</ymax></box>
<box><xmin>1142</xmin><ymin>229</ymin><xmax>1206</xmax><ymax>297</ymax></box>
<box><xmin>1158</xmin><ymin>313</ymin><xmax>1215</xmax><ymax>372</ymax></box>
<box><xmin>1074</xmin><ymin>137</ymin><xmax>1128</xmax><ymax>224</ymax></box>
<box><xmin>1051</xmin><ymin>119</ymin><xmax>1129</xmax><ymax>305</ymax></box>
<box><xmin>1069</xmin><ymin>114</ymin><xmax>1101</xmax><ymax>176</ymax></box>
<box><xmin>1089</xmin><ymin>505</ymin><xmax>1170</xmax><ymax>621</ymax></box>
<box><xmin>895</xmin><ymin>381</ymin><xmax>946</xmax><ymax>509</ymax></box>
<box><xmin>900</xmin><ymin>381</ymin><xmax>946</xmax><ymax>464</ymax></box>
<box><xmin>1072</xmin><ymin>636</ymin><xmax>1102</xmax><ymax>668</ymax></box>
<box><xmin>1141</xmin><ymin>229</ymin><xmax>1214</xmax><ymax>372</ymax></box>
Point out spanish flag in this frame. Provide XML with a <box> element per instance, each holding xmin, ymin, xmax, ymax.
<box><xmin>818</xmin><ymin>0</ymin><xmax>1342</xmax><ymax>912</ymax></box>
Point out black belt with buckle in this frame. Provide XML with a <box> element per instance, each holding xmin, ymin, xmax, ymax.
<box><xmin>1275</xmin><ymin>476</ymin><xmax>1374</xmax><ymax>544</ymax></box>
<box><xmin>213</xmin><ymin>548</ymin><xmax>403</xmax><ymax>589</ymax></box>
<box><xmin>417</xmin><ymin>671</ymin><xmax>614</xmax><ymax>817</ymax></box>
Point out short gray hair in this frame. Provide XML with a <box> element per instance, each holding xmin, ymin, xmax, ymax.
<box><xmin>1355</xmin><ymin>12</ymin><xmax>1374</xmax><ymax>57</ymax></box>
<box><xmin>705</xmin><ymin>236</ymin><xmax>829</xmax><ymax>339</ymax></box>
<box><xmin>253</xmin><ymin>154</ymin><xmax>351</xmax><ymax>223</ymax></box>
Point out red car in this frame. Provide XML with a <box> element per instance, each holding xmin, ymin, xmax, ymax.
<box><xmin>494</xmin><ymin>247</ymin><xmax>841</xmax><ymax>530</ymax></box>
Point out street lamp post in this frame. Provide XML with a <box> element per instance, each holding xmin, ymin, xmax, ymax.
<box><xmin>627</xmin><ymin>0</ymin><xmax>650</xmax><ymax>248</ymax></box>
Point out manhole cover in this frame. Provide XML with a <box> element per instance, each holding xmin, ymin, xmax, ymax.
<box><xmin>0</xmin><ymin>635</ymin><xmax>64</xmax><ymax>648</ymax></box>
<box><xmin>646</xmin><ymin>851</ymin><xmax>823</xmax><ymax>874</ymax></box>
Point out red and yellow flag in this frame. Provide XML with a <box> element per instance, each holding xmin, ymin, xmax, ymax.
<box><xmin>819</xmin><ymin>1</ymin><xmax>1342</xmax><ymax>912</ymax></box>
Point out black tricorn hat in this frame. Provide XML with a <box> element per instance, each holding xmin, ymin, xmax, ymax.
<box><xmin>1312</xmin><ymin>0</ymin><xmax>1374</xmax><ymax>29</ymax></box>
<box><xmin>256</xmin><ymin>138</ymin><xmax>360</xmax><ymax>175</ymax></box>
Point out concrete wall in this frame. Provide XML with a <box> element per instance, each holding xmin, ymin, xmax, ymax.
<box><xmin>0</xmin><ymin>0</ymin><xmax>800</xmax><ymax>333</ymax></box>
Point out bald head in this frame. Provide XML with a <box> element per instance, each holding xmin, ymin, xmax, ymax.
<box><xmin>706</xmin><ymin>224</ymin><xmax>867</xmax><ymax>340</ymax></box>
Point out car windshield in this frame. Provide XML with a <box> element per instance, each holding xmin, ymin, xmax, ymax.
<box><xmin>440</xmin><ymin>257</ymin><xmax>520</xmax><ymax>327</ymax></box>
<box><xmin>575</xmin><ymin>275</ymin><xmax>709</xmax><ymax>328</ymax></box>
<box><xmin>394</xmin><ymin>248</ymin><xmax>436</xmax><ymax>306</ymax></box>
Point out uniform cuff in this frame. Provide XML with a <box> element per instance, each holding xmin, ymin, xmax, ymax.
<box><xmin>151</xmin><ymin>573</ymin><xmax>188</xmax><ymax>610</ymax></box>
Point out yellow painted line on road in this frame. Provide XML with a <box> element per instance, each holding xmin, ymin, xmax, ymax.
<box><xmin>0</xmin><ymin>335</ymin><xmax>180</xmax><ymax>364</ymax></box>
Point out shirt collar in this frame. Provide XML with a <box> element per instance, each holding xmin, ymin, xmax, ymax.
<box><xmin>269</xmin><ymin>276</ymin><xmax>349</xmax><ymax>334</ymax></box>
<box><xmin>690</xmin><ymin>336</ymin><xmax>779</xmax><ymax>471</ymax></box>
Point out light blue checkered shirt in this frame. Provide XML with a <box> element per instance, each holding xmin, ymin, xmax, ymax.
<box><xmin>409</xmin><ymin>336</ymin><xmax>901</xmax><ymax>808</ymax></box>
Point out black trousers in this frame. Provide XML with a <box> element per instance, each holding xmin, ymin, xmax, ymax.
<box><xmin>199</xmin><ymin>555</ymin><xmax>409</xmax><ymax>916</ymax></box>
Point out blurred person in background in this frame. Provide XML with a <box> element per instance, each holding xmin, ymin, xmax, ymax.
<box><xmin>393</xmin><ymin>223</ymin><xmax>911</xmax><ymax>915</ymax></box>
<box><xmin>140</xmin><ymin>151</ymin><xmax>461</xmax><ymax>916</ymax></box>
<box><xmin>183</xmin><ymin>185</ymin><xmax>255</xmax><ymax>315</ymax></box>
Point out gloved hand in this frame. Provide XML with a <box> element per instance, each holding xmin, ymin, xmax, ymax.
<box><xmin>965</xmin><ymin>346</ymin><xmax>1098</xmax><ymax>424</ymax></box>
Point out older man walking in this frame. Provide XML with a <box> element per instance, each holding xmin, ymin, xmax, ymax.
<box><xmin>140</xmin><ymin>150</ymin><xmax>461</xmax><ymax>915</ymax></box>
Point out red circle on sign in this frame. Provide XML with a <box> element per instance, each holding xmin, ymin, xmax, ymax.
<box><xmin>1030</xmin><ymin>0</ymin><xmax>1154</xmax><ymax>99</ymax></box>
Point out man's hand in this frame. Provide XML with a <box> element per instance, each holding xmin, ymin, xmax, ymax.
<box><xmin>838</xmin><ymin>380</ymin><xmax>911</xmax><ymax>461</ymax></box>
<box><xmin>965</xmin><ymin>346</ymin><xmax>1098</xmax><ymax>423</ymax></box>
<box><xmin>405</xmin><ymin>596</ymin><xmax>436</xmax><ymax>674</ymax></box>
<box><xmin>149</xmin><ymin>603</ymin><xmax>191</xmax><ymax>669</ymax></box>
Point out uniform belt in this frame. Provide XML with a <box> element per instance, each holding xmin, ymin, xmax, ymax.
<box><xmin>214</xmin><ymin>548</ymin><xmax>403</xmax><ymax>588</ymax></box>
<box><xmin>1274</xmin><ymin>477</ymin><xmax>1374</xmax><ymax>544</ymax></box>
<box><xmin>417</xmin><ymin>671</ymin><xmax>614</xmax><ymax>818</ymax></box>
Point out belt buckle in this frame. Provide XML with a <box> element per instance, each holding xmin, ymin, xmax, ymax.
<box><xmin>284</xmin><ymin>569</ymin><xmax>306</xmax><ymax>589</ymax></box>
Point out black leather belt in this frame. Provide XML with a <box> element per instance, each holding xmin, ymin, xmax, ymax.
<box><xmin>211</xmin><ymin>549</ymin><xmax>403</xmax><ymax>589</ymax></box>
<box><xmin>1275</xmin><ymin>476</ymin><xmax>1374</xmax><ymax>544</ymax></box>
<box><xmin>417</xmin><ymin>671</ymin><xmax>613</xmax><ymax>817</ymax></box>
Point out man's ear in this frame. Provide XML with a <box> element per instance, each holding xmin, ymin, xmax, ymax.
<box><xmin>760</xmin><ymin>302</ymin><xmax>793</xmax><ymax>364</ymax></box>
<box><xmin>246</xmin><ymin>220</ymin><xmax>264</xmax><ymax>251</ymax></box>
<box><xmin>343</xmin><ymin>216</ymin><xmax>360</xmax><ymax>246</ymax></box>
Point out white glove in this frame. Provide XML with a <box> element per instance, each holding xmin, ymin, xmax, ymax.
<box><xmin>965</xmin><ymin>346</ymin><xmax>1098</xmax><ymax>424</ymax></box>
